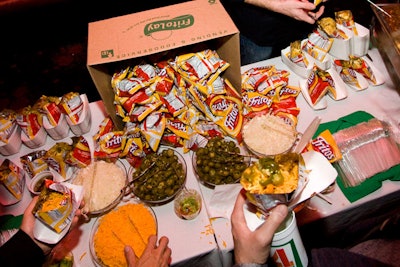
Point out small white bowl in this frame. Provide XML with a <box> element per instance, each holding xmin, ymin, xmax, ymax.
<box><xmin>28</xmin><ymin>170</ymin><xmax>55</xmax><ymax>195</ymax></box>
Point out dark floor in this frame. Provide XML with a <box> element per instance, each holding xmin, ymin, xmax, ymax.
<box><xmin>0</xmin><ymin>0</ymin><xmax>389</xmax><ymax>112</ymax></box>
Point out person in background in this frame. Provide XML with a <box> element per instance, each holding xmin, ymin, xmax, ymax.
<box><xmin>221</xmin><ymin>0</ymin><xmax>326</xmax><ymax>65</ymax></box>
<box><xmin>0</xmin><ymin>197</ymin><xmax>171</xmax><ymax>267</ymax></box>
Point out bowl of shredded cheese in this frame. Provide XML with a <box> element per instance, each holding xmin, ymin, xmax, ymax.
<box><xmin>89</xmin><ymin>199</ymin><xmax>157</xmax><ymax>267</ymax></box>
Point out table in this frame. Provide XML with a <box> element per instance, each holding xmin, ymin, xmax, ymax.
<box><xmin>0</xmin><ymin>102</ymin><xmax>219</xmax><ymax>267</ymax></box>
<box><xmin>1</xmin><ymin>47</ymin><xmax>399</xmax><ymax>267</ymax></box>
<box><xmin>198</xmin><ymin>47</ymin><xmax>400</xmax><ymax>266</ymax></box>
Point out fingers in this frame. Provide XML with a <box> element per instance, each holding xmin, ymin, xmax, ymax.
<box><xmin>257</xmin><ymin>204</ymin><xmax>288</xmax><ymax>242</ymax></box>
<box><xmin>158</xmin><ymin>236</ymin><xmax>172</xmax><ymax>263</ymax></box>
<box><xmin>124</xmin><ymin>245</ymin><xmax>138</xmax><ymax>267</ymax></box>
<box><xmin>231</xmin><ymin>190</ymin><xmax>249</xmax><ymax>232</ymax></box>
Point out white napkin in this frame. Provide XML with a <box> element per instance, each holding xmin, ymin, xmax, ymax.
<box><xmin>208</xmin><ymin>184</ymin><xmax>242</xmax><ymax>219</ymax></box>
<box><xmin>207</xmin><ymin>183</ymin><xmax>267</xmax><ymax>231</ymax></box>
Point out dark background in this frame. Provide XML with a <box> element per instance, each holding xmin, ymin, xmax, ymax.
<box><xmin>0</xmin><ymin>0</ymin><xmax>390</xmax><ymax>111</ymax></box>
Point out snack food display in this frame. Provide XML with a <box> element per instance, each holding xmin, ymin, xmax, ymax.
<box><xmin>90</xmin><ymin>201</ymin><xmax>157</xmax><ymax>267</ymax></box>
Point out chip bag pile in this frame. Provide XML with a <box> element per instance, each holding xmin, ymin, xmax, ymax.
<box><xmin>111</xmin><ymin>49</ymin><xmax>244</xmax><ymax>155</ymax></box>
<box><xmin>241</xmin><ymin>65</ymin><xmax>301</xmax><ymax>128</ymax></box>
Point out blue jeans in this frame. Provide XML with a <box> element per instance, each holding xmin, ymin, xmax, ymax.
<box><xmin>240</xmin><ymin>35</ymin><xmax>273</xmax><ymax>66</ymax></box>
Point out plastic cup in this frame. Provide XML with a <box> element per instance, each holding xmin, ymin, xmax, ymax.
<box><xmin>270</xmin><ymin>211</ymin><xmax>308</xmax><ymax>267</ymax></box>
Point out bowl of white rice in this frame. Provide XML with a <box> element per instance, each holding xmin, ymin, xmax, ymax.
<box><xmin>242</xmin><ymin>113</ymin><xmax>298</xmax><ymax>158</ymax></box>
<box><xmin>71</xmin><ymin>159</ymin><xmax>128</xmax><ymax>217</ymax></box>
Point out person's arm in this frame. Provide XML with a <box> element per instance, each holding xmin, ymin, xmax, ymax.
<box><xmin>231</xmin><ymin>189</ymin><xmax>288</xmax><ymax>265</ymax></box>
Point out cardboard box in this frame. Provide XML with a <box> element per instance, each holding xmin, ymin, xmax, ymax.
<box><xmin>87</xmin><ymin>0</ymin><xmax>240</xmax><ymax>130</ymax></box>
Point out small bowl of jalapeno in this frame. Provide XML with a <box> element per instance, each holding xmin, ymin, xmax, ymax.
<box><xmin>192</xmin><ymin>136</ymin><xmax>252</xmax><ymax>189</ymax></box>
<box><xmin>130</xmin><ymin>147</ymin><xmax>187</xmax><ymax>205</ymax></box>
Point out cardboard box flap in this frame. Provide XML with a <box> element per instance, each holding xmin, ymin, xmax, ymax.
<box><xmin>87</xmin><ymin>0</ymin><xmax>238</xmax><ymax>66</ymax></box>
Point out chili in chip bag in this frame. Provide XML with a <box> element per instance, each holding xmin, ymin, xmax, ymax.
<box><xmin>317</xmin><ymin>17</ymin><xmax>348</xmax><ymax>40</ymax></box>
<box><xmin>34</xmin><ymin>95</ymin><xmax>63</xmax><ymax>127</ymax></box>
<box><xmin>59</xmin><ymin>92</ymin><xmax>83</xmax><ymax>125</ymax></box>
<box><xmin>335</xmin><ymin>10</ymin><xmax>358</xmax><ymax>35</ymax></box>
<box><xmin>16</xmin><ymin>106</ymin><xmax>43</xmax><ymax>139</ymax></box>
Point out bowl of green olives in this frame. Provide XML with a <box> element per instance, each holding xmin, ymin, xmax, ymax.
<box><xmin>130</xmin><ymin>147</ymin><xmax>187</xmax><ymax>205</ymax></box>
<box><xmin>192</xmin><ymin>136</ymin><xmax>251</xmax><ymax>188</ymax></box>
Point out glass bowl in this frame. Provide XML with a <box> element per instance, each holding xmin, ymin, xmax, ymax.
<box><xmin>241</xmin><ymin>113</ymin><xmax>298</xmax><ymax>158</ymax></box>
<box><xmin>71</xmin><ymin>159</ymin><xmax>128</xmax><ymax>217</ymax></box>
<box><xmin>129</xmin><ymin>147</ymin><xmax>187</xmax><ymax>205</ymax></box>
<box><xmin>192</xmin><ymin>136</ymin><xmax>251</xmax><ymax>188</ymax></box>
<box><xmin>174</xmin><ymin>188</ymin><xmax>202</xmax><ymax>220</ymax></box>
<box><xmin>89</xmin><ymin>199</ymin><xmax>157</xmax><ymax>267</ymax></box>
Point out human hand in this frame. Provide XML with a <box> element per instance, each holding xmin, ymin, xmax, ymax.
<box><xmin>20</xmin><ymin>196</ymin><xmax>84</xmax><ymax>254</ymax></box>
<box><xmin>124</xmin><ymin>235</ymin><xmax>171</xmax><ymax>267</ymax></box>
<box><xmin>231</xmin><ymin>189</ymin><xmax>288</xmax><ymax>265</ymax></box>
<box><xmin>245</xmin><ymin>0</ymin><xmax>325</xmax><ymax>24</ymax></box>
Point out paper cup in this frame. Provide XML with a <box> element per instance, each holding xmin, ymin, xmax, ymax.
<box><xmin>65</xmin><ymin>94</ymin><xmax>92</xmax><ymax>136</ymax></box>
<box><xmin>43</xmin><ymin>113</ymin><xmax>70</xmax><ymax>140</ymax></box>
<box><xmin>0</xmin><ymin>124</ymin><xmax>22</xmax><ymax>156</ymax></box>
<box><xmin>270</xmin><ymin>211</ymin><xmax>308</xmax><ymax>267</ymax></box>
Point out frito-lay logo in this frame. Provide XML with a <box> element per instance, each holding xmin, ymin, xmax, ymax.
<box><xmin>101</xmin><ymin>49</ymin><xmax>114</xmax><ymax>59</ymax></box>
<box><xmin>144</xmin><ymin>15</ymin><xmax>194</xmax><ymax>37</ymax></box>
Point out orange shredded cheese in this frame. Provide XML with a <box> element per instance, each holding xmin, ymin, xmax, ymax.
<box><xmin>94</xmin><ymin>203</ymin><xmax>157</xmax><ymax>267</ymax></box>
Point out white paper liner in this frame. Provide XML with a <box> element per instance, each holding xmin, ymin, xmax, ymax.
<box><xmin>325</xmin><ymin>67</ymin><xmax>348</xmax><ymax>101</ymax></box>
<box><xmin>362</xmin><ymin>56</ymin><xmax>385</xmax><ymax>86</ymax></box>
<box><xmin>43</xmin><ymin>113</ymin><xmax>70</xmax><ymax>140</ymax></box>
<box><xmin>351</xmin><ymin>23</ymin><xmax>370</xmax><ymax>57</ymax></box>
<box><xmin>329</xmin><ymin>25</ymin><xmax>353</xmax><ymax>60</ymax></box>
<box><xmin>33</xmin><ymin>182</ymin><xmax>84</xmax><ymax>244</ymax></box>
<box><xmin>0</xmin><ymin>124</ymin><xmax>22</xmax><ymax>156</ymax></box>
<box><xmin>299</xmin><ymin>79</ymin><xmax>328</xmax><ymax>110</ymax></box>
<box><xmin>280</xmin><ymin>47</ymin><xmax>312</xmax><ymax>79</ymax></box>
<box><xmin>332</xmin><ymin>61</ymin><xmax>369</xmax><ymax>91</ymax></box>
<box><xmin>65</xmin><ymin>94</ymin><xmax>92</xmax><ymax>136</ymax></box>
<box><xmin>20</xmin><ymin>126</ymin><xmax>47</xmax><ymax>149</ymax></box>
